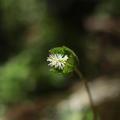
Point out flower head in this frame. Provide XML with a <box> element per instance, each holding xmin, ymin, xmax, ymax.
<box><xmin>47</xmin><ymin>54</ymin><xmax>68</xmax><ymax>70</ymax></box>
<box><xmin>47</xmin><ymin>46</ymin><xmax>78</xmax><ymax>74</ymax></box>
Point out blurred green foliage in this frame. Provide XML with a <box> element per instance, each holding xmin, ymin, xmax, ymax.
<box><xmin>58</xmin><ymin>107</ymin><xmax>94</xmax><ymax>120</ymax></box>
<box><xmin>0</xmin><ymin>0</ymin><xmax>61</xmax><ymax>104</ymax></box>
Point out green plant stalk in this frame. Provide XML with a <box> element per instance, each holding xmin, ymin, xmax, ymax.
<box><xmin>75</xmin><ymin>68</ymin><xmax>98</xmax><ymax>120</ymax></box>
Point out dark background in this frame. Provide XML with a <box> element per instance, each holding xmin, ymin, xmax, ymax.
<box><xmin>0</xmin><ymin>0</ymin><xmax>120</xmax><ymax>120</ymax></box>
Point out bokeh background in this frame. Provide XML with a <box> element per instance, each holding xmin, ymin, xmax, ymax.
<box><xmin>0</xmin><ymin>0</ymin><xmax>120</xmax><ymax>120</ymax></box>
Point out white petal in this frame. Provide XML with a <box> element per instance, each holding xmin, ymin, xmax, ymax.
<box><xmin>47</xmin><ymin>53</ymin><xmax>68</xmax><ymax>70</ymax></box>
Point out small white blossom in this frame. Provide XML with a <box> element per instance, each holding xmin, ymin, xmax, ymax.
<box><xmin>47</xmin><ymin>54</ymin><xmax>68</xmax><ymax>70</ymax></box>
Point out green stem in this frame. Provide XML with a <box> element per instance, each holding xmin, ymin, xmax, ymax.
<box><xmin>75</xmin><ymin>68</ymin><xmax>97</xmax><ymax>120</ymax></box>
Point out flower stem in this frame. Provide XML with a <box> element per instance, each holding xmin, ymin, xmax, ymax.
<box><xmin>75</xmin><ymin>68</ymin><xmax>98</xmax><ymax>120</ymax></box>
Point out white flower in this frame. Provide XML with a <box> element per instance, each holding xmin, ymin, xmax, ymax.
<box><xmin>47</xmin><ymin>54</ymin><xmax>68</xmax><ymax>70</ymax></box>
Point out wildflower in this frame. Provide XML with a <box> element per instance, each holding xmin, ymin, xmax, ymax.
<box><xmin>47</xmin><ymin>46</ymin><xmax>78</xmax><ymax>74</ymax></box>
<box><xmin>47</xmin><ymin>54</ymin><xmax>68</xmax><ymax>70</ymax></box>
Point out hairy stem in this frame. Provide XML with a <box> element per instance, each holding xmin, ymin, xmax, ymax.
<box><xmin>75</xmin><ymin>68</ymin><xmax>98</xmax><ymax>120</ymax></box>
